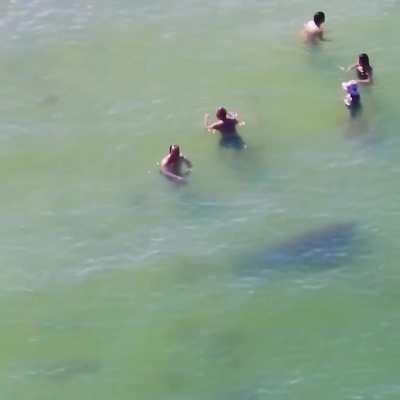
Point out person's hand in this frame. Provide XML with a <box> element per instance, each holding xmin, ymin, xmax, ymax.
<box><xmin>204</xmin><ymin>113</ymin><xmax>212</xmax><ymax>132</ymax></box>
<box><xmin>229</xmin><ymin>111</ymin><xmax>238</xmax><ymax>119</ymax></box>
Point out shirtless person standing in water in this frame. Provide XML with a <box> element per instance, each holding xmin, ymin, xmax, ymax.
<box><xmin>160</xmin><ymin>145</ymin><xmax>192</xmax><ymax>183</ymax></box>
<box><xmin>204</xmin><ymin>106</ymin><xmax>246</xmax><ymax>149</ymax></box>
<box><xmin>302</xmin><ymin>11</ymin><xmax>326</xmax><ymax>42</ymax></box>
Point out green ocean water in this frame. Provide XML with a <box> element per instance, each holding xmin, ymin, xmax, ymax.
<box><xmin>1</xmin><ymin>1</ymin><xmax>400</xmax><ymax>399</ymax></box>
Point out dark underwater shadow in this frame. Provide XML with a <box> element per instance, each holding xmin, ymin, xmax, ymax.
<box><xmin>344</xmin><ymin>103</ymin><xmax>379</xmax><ymax>143</ymax></box>
<box><xmin>348</xmin><ymin>102</ymin><xmax>362</xmax><ymax>119</ymax></box>
<box><xmin>217</xmin><ymin>131</ymin><xmax>270</xmax><ymax>184</ymax></box>
<box><xmin>344</xmin><ymin>103</ymin><xmax>364</xmax><ymax>138</ymax></box>
<box><xmin>236</xmin><ymin>221</ymin><xmax>368</xmax><ymax>277</ymax></box>
<box><xmin>219</xmin><ymin>133</ymin><xmax>247</xmax><ymax>151</ymax></box>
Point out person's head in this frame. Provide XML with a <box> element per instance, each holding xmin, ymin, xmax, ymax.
<box><xmin>216</xmin><ymin>106</ymin><xmax>227</xmax><ymax>121</ymax></box>
<box><xmin>169</xmin><ymin>144</ymin><xmax>180</xmax><ymax>160</ymax></box>
<box><xmin>313</xmin><ymin>11</ymin><xmax>325</xmax><ymax>27</ymax></box>
<box><xmin>358</xmin><ymin>53</ymin><xmax>371</xmax><ymax>69</ymax></box>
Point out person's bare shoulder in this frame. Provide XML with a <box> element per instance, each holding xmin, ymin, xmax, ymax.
<box><xmin>210</xmin><ymin>120</ymin><xmax>224</xmax><ymax>130</ymax></box>
<box><xmin>160</xmin><ymin>155</ymin><xmax>169</xmax><ymax>168</ymax></box>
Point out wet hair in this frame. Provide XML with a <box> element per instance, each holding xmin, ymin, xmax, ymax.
<box><xmin>169</xmin><ymin>144</ymin><xmax>180</xmax><ymax>154</ymax></box>
<box><xmin>216</xmin><ymin>107</ymin><xmax>227</xmax><ymax>120</ymax></box>
<box><xmin>313</xmin><ymin>11</ymin><xmax>325</xmax><ymax>27</ymax></box>
<box><xmin>358</xmin><ymin>53</ymin><xmax>371</xmax><ymax>71</ymax></box>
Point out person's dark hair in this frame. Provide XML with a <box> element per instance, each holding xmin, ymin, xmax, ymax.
<box><xmin>169</xmin><ymin>144</ymin><xmax>180</xmax><ymax>154</ymax></box>
<box><xmin>313</xmin><ymin>11</ymin><xmax>325</xmax><ymax>27</ymax></box>
<box><xmin>359</xmin><ymin>53</ymin><xmax>371</xmax><ymax>71</ymax></box>
<box><xmin>216</xmin><ymin>107</ymin><xmax>227</xmax><ymax>120</ymax></box>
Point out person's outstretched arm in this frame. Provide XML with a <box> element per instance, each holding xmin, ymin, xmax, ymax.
<box><xmin>347</xmin><ymin>63</ymin><xmax>357</xmax><ymax>72</ymax></box>
<box><xmin>203</xmin><ymin>113</ymin><xmax>215</xmax><ymax>133</ymax></box>
<box><xmin>160</xmin><ymin>164</ymin><xmax>184</xmax><ymax>183</ymax></box>
<box><xmin>204</xmin><ymin>113</ymin><xmax>224</xmax><ymax>133</ymax></box>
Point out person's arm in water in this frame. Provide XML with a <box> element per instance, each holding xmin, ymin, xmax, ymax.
<box><xmin>182</xmin><ymin>157</ymin><xmax>192</xmax><ymax>169</ymax></box>
<box><xmin>179</xmin><ymin>155</ymin><xmax>192</xmax><ymax>175</ymax></box>
<box><xmin>160</xmin><ymin>158</ymin><xmax>185</xmax><ymax>183</ymax></box>
<box><xmin>317</xmin><ymin>27</ymin><xmax>331</xmax><ymax>41</ymax></box>
<box><xmin>203</xmin><ymin>113</ymin><xmax>213</xmax><ymax>132</ymax></box>
<box><xmin>357</xmin><ymin>77</ymin><xmax>371</xmax><ymax>84</ymax></box>
<box><xmin>347</xmin><ymin>63</ymin><xmax>358</xmax><ymax>72</ymax></box>
<box><xmin>227</xmin><ymin>111</ymin><xmax>246</xmax><ymax>127</ymax></box>
<box><xmin>357</xmin><ymin>70</ymin><xmax>373</xmax><ymax>85</ymax></box>
<box><xmin>204</xmin><ymin>113</ymin><xmax>222</xmax><ymax>133</ymax></box>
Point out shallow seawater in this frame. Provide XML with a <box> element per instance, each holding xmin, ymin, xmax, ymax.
<box><xmin>1</xmin><ymin>1</ymin><xmax>400</xmax><ymax>399</ymax></box>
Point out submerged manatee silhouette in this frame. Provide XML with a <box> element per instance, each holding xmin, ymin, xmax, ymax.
<box><xmin>245</xmin><ymin>222</ymin><xmax>358</xmax><ymax>273</ymax></box>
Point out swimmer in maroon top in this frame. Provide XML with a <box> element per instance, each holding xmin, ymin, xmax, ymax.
<box><xmin>347</xmin><ymin>53</ymin><xmax>373</xmax><ymax>85</ymax></box>
<box><xmin>204</xmin><ymin>107</ymin><xmax>245</xmax><ymax>135</ymax></box>
<box><xmin>160</xmin><ymin>145</ymin><xmax>192</xmax><ymax>183</ymax></box>
<box><xmin>204</xmin><ymin>107</ymin><xmax>246</xmax><ymax>149</ymax></box>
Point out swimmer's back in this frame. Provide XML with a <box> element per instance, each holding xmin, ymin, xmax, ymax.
<box><xmin>304</xmin><ymin>20</ymin><xmax>319</xmax><ymax>34</ymax></box>
<box><xmin>215</xmin><ymin>118</ymin><xmax>238</xmax><ymax>135</ymax></box>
